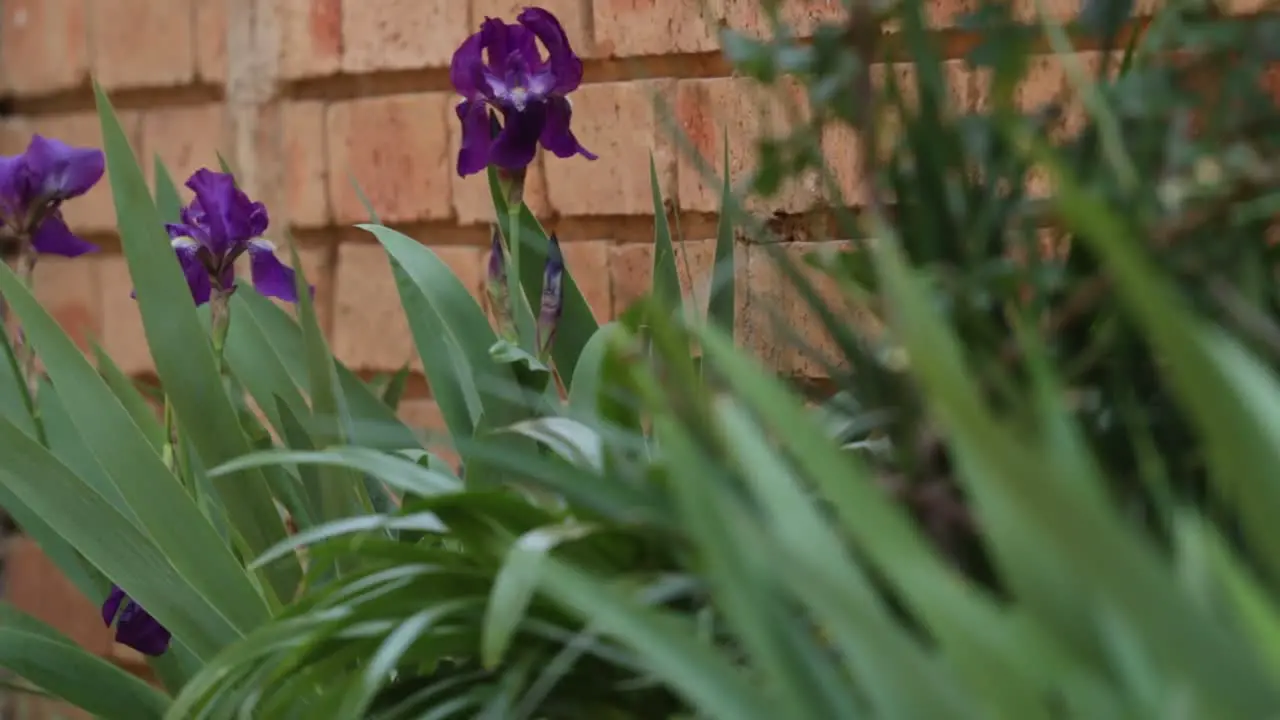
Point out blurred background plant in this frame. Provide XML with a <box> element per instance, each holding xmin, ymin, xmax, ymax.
<box><xmin>4</xmin><ymin>0</ymin><xmax>1280</xmax><ymax>718</ymax></box>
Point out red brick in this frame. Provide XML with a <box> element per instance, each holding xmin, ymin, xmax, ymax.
<box><xmin>472</xmin><ymin>0</ymin><xmax>593</xmax><ymax>56</ymax></box>
<box><xmin>593</xmin><ymin>0</ymin><xmax>722</xmax><ymax>57</ymax></box>
<box><xmin>822</xmin><ymin>122</ymin><xmax>867</xmax><ymax>208</ymax></box>
<box><xmin>196</xmin><ymin>0</ymin><xmax>228</xmax><ymax>83</ymax></box>
<box><xmin>327</xmin><ymin>94</ymin><xmax>454</xmax><ymax>224</ymax></box>
<box><xmin>3</xmin><ymin>537</ymin><xmax>114</xmax><ymax>657</ymax></box>
<box><xmin>449</xmin><ymin>141</ymin><xmax>550</xmax><ymax>225</ymax></box>
<box><xmin>281</xmin><ymin>101</ymin><xmax>330</xmax><ymax>228</ymax></box>
<box><xmin>544</xmin><ymin>80</ymin><xmax>677</xmax><ymax>216</ymax></box>
<box><xmin>276</xmin><ymin>0</ymin><xmax>343</xmax><ymax>80</ymax></box>
<box><xmin>0</xmin><ymin>0</ymin><xmax>89</xmax><ymax>95</ymax></box>
<box><xmin>98</xmin><ymin>255</ymin><xmax>152</xmax><ymax>376</ymax></box>
<box><xmin>33</xmin><ymin>256</ymin><xmax>101</xmax><ymax>353</ymax></box>
<box><xmin>609</xmin><ymin>238</ymin><xmax>717</xmax><ymax>317</ymax></box>
<box><xmin>559</xmin><ymin>240</ymin><xmax>613</xmax><ymax>322</ymax></box>
<box><xmin>675</xmin><ymin>77</ymin><xmax>820</xmax><ymax>215</ymax></box>
<box><xmin>1</xmin><ymin>112</ymin><xmax>143</xmax><ymax>234</ymax></box>
<box><xmin>90</xmin><ymin>0</ymin><xmax>195</xmax><ymax>90</ymax></box>
<box><xmin>342</xmin><ymin>0</ymin><xmax>469</xmax><ymax>73</ymax></box>
<box><xmin>140</xmin><ymin>105</ymin><xmax>231</xmax><ymax>196</ymax></box>
<box><xmin>333</xmin><ymin>242</ymin><xmax>483</xmax><ymax>372</ymax></box>
<box><xmin>332</xmin><ymin>243</ymin><xmax>413</xmax><ymax>372</ymax></box>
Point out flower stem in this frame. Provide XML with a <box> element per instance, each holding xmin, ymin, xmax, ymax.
<box><xmin>13</xmin><ymin>241</ymin><xmax>45</xmax><ymax>445</ymax></box>
<box><xmin>500</xmin><ymin>169</ymin><xmax>535</xmax><ymax>349</ymax></box>
<box><xmin>210</xmin><ymin>289</ymin><xmax>232</xmax><ymax>373</ymax></box>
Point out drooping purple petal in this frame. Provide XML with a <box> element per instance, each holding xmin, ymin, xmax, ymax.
<box><xmin>184</xmin><ymin>169</ymin><xmax>268</xmax><ymax>256</ymax></box>
<box><xmin>172</xmin><ymin>239</ymin><xmax>213</xmax><ymax>306</ymax></box>
<box><xmin>102</xmin><ymin>587</ymin><xmax>170</xmax><ymax>657</ymax></box>
<box><xmin>518</xmin><ymin>7</ymin><xmax>583</xmax><ymax>94</ymax></box>
<box><xmin>22</xmin><ymin>135</ymin><xmax>105</xmax><ymax>201</ymax></box>
<box><xmin>456</xmin><ymin>100</ymin><xmax>493</xmax><ymax>177</ymax></box>
<box><xmin>248</xmin><ymin>240</ymin><xmax>305</xmax><ymax>302</ymax></box>
<box><xmin>450</xmin><ymin>32</ymin><xmax>484</xmax><ymax>97</ymax></box>
<box><xmin>480</xmin><ymin>18</ymin><xmax>516</xmax><ymax>74</ymax></box>
<box><xmin>540</xmin><ymin>97</ymin><xmax>596</xmax><ymax>161</ymax></box>
<box><xmin>491</xmin><ymin>103</ymin><xmax>548</xmax><ymax>171</ymax></box>
<box><xmin>30</xmin><ymin>212</ymin><xmax>99</xmax><ymax>257</ymax></box>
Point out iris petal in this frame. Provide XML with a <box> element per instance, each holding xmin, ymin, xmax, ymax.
<box><xmin>184</xmin><ymin>169</ymin><xmax>266</xmax><ymax>256</ymax></box>
<box><xmin>518</xmin><ymin>7</ymin><xmax>583</xmax><ymax>94</ymax></box>
<box><xmin>248</xmin><ymin>240</ymin><xmax>306</xmax><ymax>302</ymax></box>
<box><xmin>173</xmin><ymin>239</ymin><xmax>213</xmax><ymax>306</ymax></box>
<box><xmin>450</xmin><ymin>32</ymin><xmax>484</xmax><ymax>96</ymax></box>
<box><xmin>456</xmin><ymin>101</ymin><xmax>493</xmax><ymax>177</ymax></box>
<box><xmin>539</xmin><ymin>97</ymin><xmax>596</xmax><ymax>160</ymax></box>
<box><xmin>22</xmin><ymin>135</ymin><xmax>105</xmax><ymax>201</ymax></box>
<box><xmin>30</xmin><ymin>212</ymin><xmax>99</xmax><ymax>257</ymax></box>
<box><xmin>101</xmin><ymin>586</ymin><xmax>171</xmax><ymax>658</ymax></box>
<box><xmin>491</xmin><ymin>104</ymin><xmax>548</xmax><ymax>170</ymax></box>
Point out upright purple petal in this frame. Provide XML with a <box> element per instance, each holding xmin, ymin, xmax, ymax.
<box><xmin>450</xmin><ymin>32</ymin><xmax>484</xmax><ymax>97</ymax></box>
<box><xmin>30</xmin><ymin>212</ymin><xmax>99</xmax><ymax>257</ymax></box>
<box><xmin>539</xmin><ymin>97</ymin><xmax>596</xmax><ymax>161</ymax></box>
<box><xmin>248</xmin><ymin>240</ymin><xmax>305</xmax><ymax>302</ymax></box>
<box><xmin>518</xmin><ymin>7</ymin><xmax>583</xmax><ymax>94</ymax></box>
<box><xmin>173</xmin><ymin>239</ymin><xmax>213</xmax><ymax>306</ymax></box>
<box><xmin>480</xmin><ymin>18</ymin><xmax>515</xmax><ymax>73</ymax></box>
<box><xmin>184</xmin><ymin>170</ymin><xmax>265</xmax><ymax>255</ymax></box>
<box><xmin>456</xmin><ymin>101</ymin><xmax>493</xmax><ymax>177</ymax></box>
<box><xmin>491</xmin><ymin>104</ymin><xmax>547</xmax><ymax>171</ymax></box>
<box><xmin>22</xmin><ymin>135</ymin><xmax>105</xmax><ymax>201</ymax></box>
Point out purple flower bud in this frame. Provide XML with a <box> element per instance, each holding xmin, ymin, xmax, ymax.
<box><xmin>536</xmin><ymin>234</ymin><xmax>564</xmax><ymax>359</ymax></box>
<box><xmin>102</xmin><ymin>585</ymin><xmax>171</xmax><ymax>657</ymax></box>
<box><xmin>487</xmin><ymin>227</ymin><xmax>514</xmax><ymax>338</ymax></box>
<box><xmin>157</xmin><ymin>169</ymin><xmax>312</xmax><ymax>307</ymax></box>
<box><xmin>0</xmin><ymin>135</ymin><xmax>104</xmax><ymax>257</ymax></box>
<box><xmin>449</xmin><ymin>7</ymin><xmax>597</xmax><ymax>177</ymax></box>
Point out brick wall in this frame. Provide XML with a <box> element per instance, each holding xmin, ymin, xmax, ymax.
<box><xmin>0</xmin><ymin>0</ymin><xmax>1161</xmax><ymax>694</ymax></box>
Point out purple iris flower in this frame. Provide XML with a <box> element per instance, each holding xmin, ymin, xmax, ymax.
<box><xmin>163</xmin><ymin>169</ymin><xmax>304</xmax><ymax>306</ymax></box>
<box><xmin>0</xmin><ymin>134</ymin><xmax>104</xmax><ymax>257</ymax></box>
<box><xmin>450</xmin><ymin>7</ymin><xmax>597</xmax><ymax>177</ymax></box>
<box><xmin>102</xmin><ymin>585</ymin><xmax>171</xmax><ymax>657</ymax></box>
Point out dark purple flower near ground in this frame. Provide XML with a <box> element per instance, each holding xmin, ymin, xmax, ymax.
<box><xmin>536</xmin><ymin>234</ymin><xmax>564</xmax><ymax>358</ymax></box>
<box><xmin>0</xmin><ymin>134</ymin><xmax>104</xmax><ymax>257</ymax></box>
<box><xmin>450</xmin><ymin>7</ymin><xmax>597</xmax><ymax>177</ymax></box>
<box><xmin>162</xmin><ymin>169</ymin><xmax>306</xmax><ymax>306</ymax></box>
<box><xmin>102</xmin><ymin>586</ymin><xmax>171</xmax><ymax>657</ymax></box>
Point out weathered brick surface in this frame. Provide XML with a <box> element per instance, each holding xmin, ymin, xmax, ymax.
<box><xmin>32</xmin><ymin>256</ymin><xmax>101</xmax><ymax>352</ymax></box>
<box><xmin>560</xmin><ymin>240</ymin><xmax>614</xmax><ymax>322</ymax></box>
<box><xmin>327</xmin><ymin>94</ymin><xmax>454</xmax><ymax>224</ymax></box>
<box><xmin>342</xmin><ymin>0</ymin><xmax>469</xmax><ymax>73</ymax></box>
<box><xmin>0</xmin><ymin>0</ymin><xmax>89</xmax><ymax>95</ymax></box>
<box><xmin>98</xmin><ymin>255</ymin><xmax>153</xmax><ymax>376</ymax></box>
<box><xmin>544</xmin><ymin>80</ymin><xmax>678</xmax><ymax>216</ymax></box>
<box><xmin>90</xmin><ymin>0</ymin><xmax>195</xmax><ymax>90</ymax></box>
<box><xmin>140</xmin><ymin>104</ymin><xmax>232</xmax><ymax>195</ymax></box>
<box><xmin>196</xmin><ymin>0</ymin><xmax>229</xmax><ymax>83</ymax></box>
<box><xmin>593</xmin><ymin>0</ymin><xmax>721</xmax><ymax>57</ymax></box>
<box><xmin>281</xmin><ymin>101</ymin><xmax>331</xmax><ymax>227</ymax></box>
<box><xmin>610</xmin><ymin>238</ymin><xmax>718</xmax><ymax>317</ymax></box>
<box><xmin>276</xmin><ymin>0</ymin><xmax>343</xmax><ymax>80</ymax></box>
